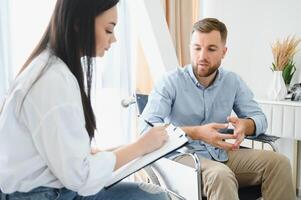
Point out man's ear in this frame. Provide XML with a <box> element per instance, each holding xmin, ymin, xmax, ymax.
<box><xmin>222</xmin><ymin>46</ymin><xmax>228</xmax><ymax>59</ymax></box>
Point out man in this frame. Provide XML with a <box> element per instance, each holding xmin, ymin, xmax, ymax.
<box><xmin>140</xmin><ymin>18</ymin><xmax>295</xmax><ymax>200</ymax></box>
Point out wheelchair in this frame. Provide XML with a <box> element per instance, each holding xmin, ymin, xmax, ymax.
<box><xmin>124</xmin><ymin>93</ymin><xmax>279</xmax><ymax>200</ymax></box>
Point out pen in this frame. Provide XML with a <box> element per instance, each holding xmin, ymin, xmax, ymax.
<box><xmin>144</xmin><ymin>119</ymin><xmax>154</xmax><ymax>127</ymax></box>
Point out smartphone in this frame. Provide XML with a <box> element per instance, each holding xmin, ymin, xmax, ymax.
<box><xmin>218</xmin><ymin>128</ymin><xmax>234</xmax><ymax>134</ymax></box>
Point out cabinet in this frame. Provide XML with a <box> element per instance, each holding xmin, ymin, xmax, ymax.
<box><xmin>257</xmin><ymin>99</ymin><xmax>301</xmax><ymax>191</ymax></box>
<box><xmin>258</xmin><ymin>100</ymin><xmax>301</xmax><ymax>139</ymax></box>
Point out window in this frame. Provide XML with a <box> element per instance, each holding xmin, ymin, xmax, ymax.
<box><xmin>9</xmin><ymin>0</ymin><xmax>55</xmax><ymax>76</ymax></box>
<box><xmin>6</xmin><ymin>1</ymin><xmax>136</xmax><ymax>148</ymax></box>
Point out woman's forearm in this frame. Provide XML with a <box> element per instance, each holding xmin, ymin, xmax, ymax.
<box><xmin>112</xmin><ymin>142</ymin><xmax>143</xmax><ymax>170</ymax></box>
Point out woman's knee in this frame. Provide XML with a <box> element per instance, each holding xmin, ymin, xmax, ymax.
<box><xmin>138</xmin><ymin>183</ymin><xmax>170</xmax><ymax>199</ymax></box>
<box><xmin>107</xmin><ymin>182</ymin><xmax>170</xmax><ymax>200</ymax></box>
<box><xmin>137</xmin><ymin>182</ymin><xmax>165</xmax><ymax>195</ymax></box>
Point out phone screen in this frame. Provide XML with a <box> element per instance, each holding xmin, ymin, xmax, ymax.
<box><xmin>218</xmin><ymin>128</ymin><xmax>234</xmax><ymax>134</ymax></box>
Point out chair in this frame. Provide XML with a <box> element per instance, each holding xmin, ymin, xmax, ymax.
<box><xmin>127</xmin><ymin>93</ymin><xmax>279</xmax><ymax>200</ymax></box>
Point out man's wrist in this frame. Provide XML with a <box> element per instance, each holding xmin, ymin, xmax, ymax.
<box><xmin>181</xmin><ymin>126</ymin><xmax>198</xmax><ymax>140</ymax></box>
<box><xmin>244</xmin><ymin>118</ymin><xmax>256</xmax><ymax>136</ymax></box>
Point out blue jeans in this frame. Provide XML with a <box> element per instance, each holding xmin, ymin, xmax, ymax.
<box><xmin>0</xmin><ymin>182</ymin><xmax>170</xmax><ymax>200</ymax></box>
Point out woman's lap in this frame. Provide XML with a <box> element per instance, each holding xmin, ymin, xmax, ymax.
<box><xmin>0</xmin><ymin>182</ymin><xmax>170</xmax><ymax>200</ymax></box>
<box><xmin>77</xmin><ymin>182</ymin><xmax>169</xmax><ymax>200</ymax></box>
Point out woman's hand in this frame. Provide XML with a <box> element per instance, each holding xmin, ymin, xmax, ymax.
<box><xmin>135</xmin><ymin>126</ymin><xmax>168</xmax><ymax>155</ymax></box>
<box><xmin>112</xmin><ymin>126</ymin><xmax>168</xmax><ymax>170</ymax></box>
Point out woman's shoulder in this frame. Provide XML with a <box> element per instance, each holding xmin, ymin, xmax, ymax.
<box><xmin>3</xmin><ymin>50</ymin><xmax>82</xmax><ymax>119</ymax></box>
<box><xmin>19</xmin><ymin>50</ymin><xmax>81</xmax><ymax>108</ymax></box>
<box><xmin>30</xmin><ymin>51</ymin><xmax>81</xmax><ymax>101</ymax></box>
<box><xmin>45</xmin><ymin>55</ymin><xmax>79</xmax><ymax>89</ymax></box>
<box><xmin>15</xmin><ymin>49</ymin><xmax>77</xmax><ymax>91</ymax></box>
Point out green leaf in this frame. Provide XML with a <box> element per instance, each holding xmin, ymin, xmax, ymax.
<box><xmin>282</xmin><ymin>60</ymin><xmax>296</xmax><ymax>85</ymax></box>
<box><xmin>271</xmin><ymin>63</ymin><xmax>276</xmax><ymax>71</ymax></box>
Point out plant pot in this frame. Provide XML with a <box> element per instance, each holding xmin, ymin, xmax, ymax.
<box><xmin>267</xmin><ymin>71</ymin><xmax>287</xmax><ymax>100</ymax></box>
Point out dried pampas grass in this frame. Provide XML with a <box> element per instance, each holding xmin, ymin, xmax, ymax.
<box><xmin>271</xmin><ymin>35</ymin><xmax>301</xmax><ymax>71</ymax></box>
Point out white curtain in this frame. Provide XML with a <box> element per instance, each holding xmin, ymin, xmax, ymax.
<box><xmin>93</xmin><ymin>0</ymin><xmax>137</xmax><ymax>149</ymax></box>
<box><xmin>1</xmin><ymin>0</ymin><xmax>55</xmax><ymax>108</ymax></box>
<box><xmin>1</xmin><ymin>0</ymin><xmax>135</xmax><ymax>147</ymax></box>
<box><xmin>0</xmin><ymin>0</ymin><xmax>12</xmax><ymax>98</ymax></box>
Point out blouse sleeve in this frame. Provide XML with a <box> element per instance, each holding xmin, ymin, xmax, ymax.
<box><xmin>31</xmin><ymin>104</ymin><xmax>116</xmax><ymax>196</ymax></box>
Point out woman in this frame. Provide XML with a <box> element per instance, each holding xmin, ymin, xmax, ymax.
<box><xmin>0</xmin><ymin>0</ymin><xmax>170</xmax><ymax>199</ymax></box>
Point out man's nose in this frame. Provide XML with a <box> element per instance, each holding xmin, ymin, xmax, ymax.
<box><xmin>198</xmin><ymin>49</ymin><xmax>208</xmax><ymax>60</ymax></box>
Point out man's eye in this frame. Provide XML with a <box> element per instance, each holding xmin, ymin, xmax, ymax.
<box><xmin>209</xmin><ymin>48</ymin><xmax>217</xmax><ymax>51</ymax></box>
<box><xmin>194</xmin><ymin>48</ymin><xmax>201</xmax><ymax>51</ymax></box>
<box><xmin>106</xmin><ymin>30</ymin><xmax>113</xmax><ymax>34</ymax></box>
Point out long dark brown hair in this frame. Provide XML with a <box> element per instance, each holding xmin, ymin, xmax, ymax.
<box><xmin>19</xmin><ymin>0</ymin><xmax>119</xmax><ymax>140</ymax></box>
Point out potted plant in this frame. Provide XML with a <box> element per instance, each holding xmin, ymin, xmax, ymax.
<box><xmin>271</xmin><ymin>35</ymin><xmax>301</xmax><ymax>85</ymax></box>
<box><xmin>268</xmin><ymin>36</ymin><xmax>301</xmax><ymax>100</ymax></box>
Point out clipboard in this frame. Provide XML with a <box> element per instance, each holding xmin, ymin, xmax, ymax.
<box><xmin>105</xmin><ymin>124</ymin><xmax>188</xmax><ymax>189</ymax></box>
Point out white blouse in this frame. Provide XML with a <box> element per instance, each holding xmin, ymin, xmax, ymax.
<box><xmin>0</xmin><ymin>50</ymin><xmax>116</xmax><ymax>196</ymax></box>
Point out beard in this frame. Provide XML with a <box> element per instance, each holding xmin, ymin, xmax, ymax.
<box><xmin>192</xmin><ymin>59</ymin><xmax>221</xmax><ymax>78</ymax></box>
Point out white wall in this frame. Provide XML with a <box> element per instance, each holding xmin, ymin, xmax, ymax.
<box><xmin>201</xmin><ymin>0</ymin><xmax>301</xmax><ymax>98</ymax></box>
<box><xmin>200</xmin><ymin>0</ymin><xmax>301</xmax><ymax>194</ymax></box>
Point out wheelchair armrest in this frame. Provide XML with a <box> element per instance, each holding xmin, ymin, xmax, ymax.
<box><xmin>245</xmin><ymin>134</ymin><xmax>279</xmax><ymax>152</ymax></box>
<box><xmin>170</xmin><ymin>152</ymin><xmax>201</xmax><ymax>172</ymax></box>
<box><xmin>246</xmin><ymin>134</ymin><xmax>279</xmax><ymax>143</ymax></box>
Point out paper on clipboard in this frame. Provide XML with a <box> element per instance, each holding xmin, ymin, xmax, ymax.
<box><xmin>105</xmin><ymin>124</ymin><xmax>188</xmax><ymax>188</ymax></box>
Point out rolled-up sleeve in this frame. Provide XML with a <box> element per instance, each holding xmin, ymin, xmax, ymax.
<box><xmin>139</xmin><ymin>74</ymin><xmax>175</xmax><ymax>134</ymax></box>
<box><xmin>249</xmin><ymin>115</ymin><xmax>267</xmax><ymax>136</ymax></box>
<box><xmin>78</xmin><ymin>151</ymin><xmax>116</xmax><ymax>196</ymax></box>
<box><xmin>233</xmin><ymin>76</ymin><xmax>268</xmax><ymax>136</ymax></box>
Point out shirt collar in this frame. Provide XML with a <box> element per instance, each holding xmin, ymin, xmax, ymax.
<box><xmin>186</xmin><ymin>64</ymin><xmax>223</xmax><ymax>89</ymax></box>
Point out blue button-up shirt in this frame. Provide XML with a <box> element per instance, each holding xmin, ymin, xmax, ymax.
<box><xmin>139</xmin><ymin>65</ymin><xmax>267</xmax><ymax>162</ymax></box>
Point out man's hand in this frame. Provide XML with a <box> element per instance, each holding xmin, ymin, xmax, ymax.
<box><xmin>227</xmin><ymin>116</ymin><xmax>255</xmax><ymax>150</ymax></box>
<box><xmin>183</xmin><ymin>123</ymin><xmax>237</xmax><ymax>150</ymax></box>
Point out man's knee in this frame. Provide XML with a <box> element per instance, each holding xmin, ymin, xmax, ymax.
<box><xmin>264</xmin><ymin>151</ymin><xmax>291</xmax><ymax>172</ymax></box>
<box><xmin>204</xmin><ymin>165</ymin><xmax>238</xmax><ymax>188</ymax></box>
<box><xmin>273</xmin><ymin>153</ymin><xmax>292</xmax><ymax>172</ymax></box>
